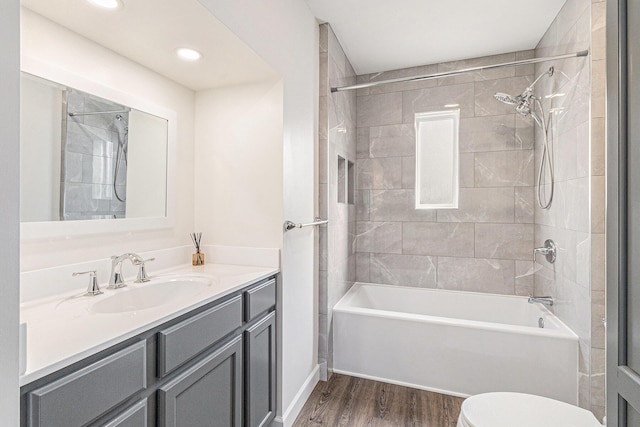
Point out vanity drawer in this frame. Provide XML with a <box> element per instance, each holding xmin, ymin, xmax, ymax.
<box><xmin>157</xmin><ymin>295</ymin><xmax>242</xmax><ymax>377</ymax></box>
<box><xmin>28</xmin><ymin>341</ymin><xmax>147</xmax><ymax>427</ymax></box>
<box><xmin>244</xmin><ymin>278</ymin><xmax>276</xmax><ymax>321</ymax></box>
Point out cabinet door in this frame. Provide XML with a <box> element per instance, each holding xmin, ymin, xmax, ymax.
<box><xmin>244</xmin><ymin>312</ymin><xmax>276</xmax><ymax>427</ymax></box>
<box><xmin>158</xmin><ymin>336</ymin><xmax>242</xmax><ymax>427</ymax></box>
<box><xmin>102</xmin><ymin>399</ymin><xmax>148</xmax><ymax>427</ymax></box>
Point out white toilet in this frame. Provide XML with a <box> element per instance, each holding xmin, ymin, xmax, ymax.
<box><xmin>457</xmin><ymin>392</ymin><xmax>603</xmax><ymax>427</ymax></box>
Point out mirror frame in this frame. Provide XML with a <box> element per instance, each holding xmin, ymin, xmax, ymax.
<box><xmin>20</xmin><ymin>56</ymin><xmax>177</xmax><ymax>240</ymax></box>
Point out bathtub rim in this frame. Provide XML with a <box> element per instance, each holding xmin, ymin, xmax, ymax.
<box><xmin>333</xmin><ymin>282</ymin><xmax>579</xmax><ymax>341</ymax></box>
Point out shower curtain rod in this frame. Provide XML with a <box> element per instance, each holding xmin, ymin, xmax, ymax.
<box><xmin>68</xmin><ymin>109</ymin><xmax>130</xmax><ymax>117</ymax></box>
<box><xmin>330</xmin><ymin>49</ymin><xmax>589</xmax><ymax>93</ymax></box>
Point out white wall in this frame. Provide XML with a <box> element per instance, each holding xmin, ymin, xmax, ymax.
<box><xmin>194</xmin><ymin>80</ymin><xmax>283</xmax><ymax>248</ymax></box>
<box><xmin>17</xmin><ymin>3</ymin><xmax>317</xmax><ymax>424</ymax></box>
<box><xmin>20</xmin><ymin>9</ymin><xmax>196</xmax><ymax>271</ymax></box>
<box><xmin>0</xmin><ymin>0</ymin><xmax>21</xmax><ymax>423</ymax></box>
<box><xmin>196</xmin><ymin>1</ymin><xmax>319</xmax><ymax>424</ymax></box>
<box><xmin>20</xmin><ymin>75</ymin><xmax>62</xmax><ymax>222</ymax></box>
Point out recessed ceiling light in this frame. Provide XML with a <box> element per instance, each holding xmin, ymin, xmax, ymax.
<box><xmin>87</xmin><ymin>0</ymin><xmax>122</xmax><ymax>10</ymax></box>
<box><xmin>176</xmin><ymin>48</ymin><xmax>202</xmax><ymax>62</ymax></box>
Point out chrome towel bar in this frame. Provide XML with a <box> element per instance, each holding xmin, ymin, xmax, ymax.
<box><xmin>283</xmin><ymin>217</ymin><xmax>328</xmax><ymax>232</ymax></box>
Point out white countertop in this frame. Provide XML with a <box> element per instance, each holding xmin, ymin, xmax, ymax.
<box><xmin>20</xmin><ymin>263</ymin><xmax>279</xmax><ymax>387</ymax></box>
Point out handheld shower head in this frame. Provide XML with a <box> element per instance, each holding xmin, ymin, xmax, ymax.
<box><xmin>492</xmin><ymin>66</ymin><xmax>555</xmax><ymax>210</ymax></box>
<box><xmin>493</xmin><ymin>66</ymin><xmax>554</xmax><ymax>120</ymax></box>
<box><xmin>493</xmin><ymin>92</ymin><xmax>518</xmax><ymax>105</ymax></box>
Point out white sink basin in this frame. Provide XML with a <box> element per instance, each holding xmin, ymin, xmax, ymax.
<box><xmin>90</xmin><ymin>277</ymin><xmax>212</xmax><ymax>314</ymax></box>
<box><xmin>56</xmin><ymin>276</ymin><xmax>212</xmax><ymax>315</ymax></box>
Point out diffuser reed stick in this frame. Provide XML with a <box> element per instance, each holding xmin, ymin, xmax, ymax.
<box><xmin>190</xmin><ymin>232</ymin><xmax>204</xmax><ymax>265</ymax></box>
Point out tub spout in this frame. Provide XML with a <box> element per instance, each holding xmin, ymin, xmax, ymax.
<box><xmin>528</xmin><ymin>295</ymin><xmax>554</xmax><ymax>306</ymax></box>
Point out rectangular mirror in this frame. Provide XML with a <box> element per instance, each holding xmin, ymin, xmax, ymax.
<box><xmin>415</xmin><ymin>109</ymin><xmax>460</xmax><ymax>209</ymax></box>
<box><xmin>20</xmin><ymin>58</ymin><xmax>177</xmax><ymax>240</ymax></box>
<box><xmin>21</xmin><ymin>72</ymin><xmax>168</xmax><ymax>222</ymax></box>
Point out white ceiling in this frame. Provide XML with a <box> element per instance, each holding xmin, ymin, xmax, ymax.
<box><xmin>305</xmin><ymin>0</ymin><xmax>567</xmax><ymax>74</ymax></box>
<box><xmin>21</xmin><ymin>0</ymin><xmax>279</xmax><ymax>91</ymax></box>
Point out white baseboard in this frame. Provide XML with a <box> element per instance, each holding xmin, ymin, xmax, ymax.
<box><xmin>319</xmin><ymin>361</ymin><xmax>328</xmax><ymax>381</ymax></box>
<box><xmin>272</xmin><ymin>364</ymin><xmax>320</xmax><ymax>427</ymax></box>
<box><xmin>331</xmin><ymin>368</ymin><xmax>470</xmax><ymax>399</ymax></box>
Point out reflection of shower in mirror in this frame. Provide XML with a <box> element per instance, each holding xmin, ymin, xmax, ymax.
<box><xmin>113</xmin><ymin>113</ymin><xmax>129</xmax><ymax>203</ymax></box>
<box><xmin>65</xmin><ymin>88</ymin><xmax>130</xmax><ymax>219</ymax></box>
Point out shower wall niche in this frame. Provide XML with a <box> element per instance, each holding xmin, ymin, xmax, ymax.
<box><xmin>63</xmin><ymin>88</ymin><xmax>129</xmax><ymax>220</ymax></box>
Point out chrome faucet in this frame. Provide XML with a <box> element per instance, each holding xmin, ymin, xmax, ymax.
<box><xmin>533</xmin><ymin>239</ymin><xmax>557</xmax><ymax>263</ymax></box>
<box><xmin>109</xmin><ymin>253</ymin><xmax>143</xmax><ymax>289</ymax></box>
<box><xmin>528</xmin><ymin>295</ymin><xmax>554</xmax><ymax>306</ymax></box>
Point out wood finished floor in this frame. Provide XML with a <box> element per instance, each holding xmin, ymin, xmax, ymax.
<box><xmin>293</xmin><ymin>374</ymin><xmax>465</xmax><ymax>427</ymax></box>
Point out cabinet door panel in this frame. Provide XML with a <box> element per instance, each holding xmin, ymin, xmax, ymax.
<box><xmin>245</xmin><ymin>312</ymin><xmax>276</xmax><ymax>427</ymax></box>
<box><xmin>29</xmin><ymin>341</ymin><xmax>146</xmax><ymax>427</ymax></box>
<box><xmin>158</xmin><ymin>336</ymin><xmax>242</xmax><ymax>427</ymax></box>
<box><xmin>102</xmin><ymin>399</ymin><xmax>148</xmax><ymax>427</ymax></box>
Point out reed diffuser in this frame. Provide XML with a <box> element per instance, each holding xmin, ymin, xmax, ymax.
<box><xmin>190</xmin><ymin>232</ymin><xmax>205</xmax><ymax>265</ymax></box>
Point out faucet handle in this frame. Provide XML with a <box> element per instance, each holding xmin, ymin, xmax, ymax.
<box><xmin>533</xmin><ymin>239</ymin><xmax>557</xmax><ymax>264</ymax></box>
<box><xmin>133</xmin><ymin>257</ymin><xmax>155</xmax><ymax>265</ymax></box>
<box><xmin>134</xmin><ymin>258</ymin><xmax>155</xmax><ymax>283</ymax></box>
<box><xmin>73</xmin><ymin>270</ymin><xmax>103</xmax><ymax>296</ymax></box>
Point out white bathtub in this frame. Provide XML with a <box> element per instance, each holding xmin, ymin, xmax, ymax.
<box><xmin>333</xmin><ymin>283</ymin><xmax>578</xmax><ymax>404</ymax></box>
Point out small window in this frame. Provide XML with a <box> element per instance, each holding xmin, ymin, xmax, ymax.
<box><xmin>415</xmin><ymin>109</ymin><xmax>460</xmax><ymax>209</ymax></box>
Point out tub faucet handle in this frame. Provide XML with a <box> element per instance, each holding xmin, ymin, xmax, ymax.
<box><xmin>533</xmin><ymin>239</ymin><xmax>557</xmax><ymax>264</ymax></box>
<box><xmin>73</xmin><ymin>270</ymin><xmax>103</xmax><ymax>296</ymax></box>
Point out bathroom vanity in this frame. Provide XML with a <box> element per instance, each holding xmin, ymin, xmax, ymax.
<box><xmin>19</xmin><ymin>266</ymin><xmax>277</xmax><ymax>427</ymax></box>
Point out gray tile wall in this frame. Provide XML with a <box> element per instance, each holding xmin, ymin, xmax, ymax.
<box><xmin>62</xmin><ymin>89</ymin><xmax>128</xmax><ymax>220</ymax></box>
<box><xmin>533</xmin><ymin>0</ymin><xmax>599</xmax><ymax>417</ymax></box>
<box><xmin>354</xmin><ymin>51</ymin><xmax>536</xmax><ymax>296</ymax></box>
<box><xmin>318</xmin><ymin>24</ymin><xmax>357</xmax><ymax>377</ymax></box>
<box><xmin>319</xmin><ymin>6</ymin><xmax>603</xmax><ymax>417</ymax></box>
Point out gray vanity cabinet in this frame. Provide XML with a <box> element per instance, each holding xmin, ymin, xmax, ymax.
<box><xmin>244</xmin><ymin>312</ymin><xmax>276</xmax><ymax>427</ymax></box>
<box><xmin>20</xmin><ymin>275</ymin><xmax>277</xmax><ymax>427</ymax></box>
<box><xmin>158</xmin><ymin>336</ymin><xmax>243</xmax><ymax>427</ymax></box>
